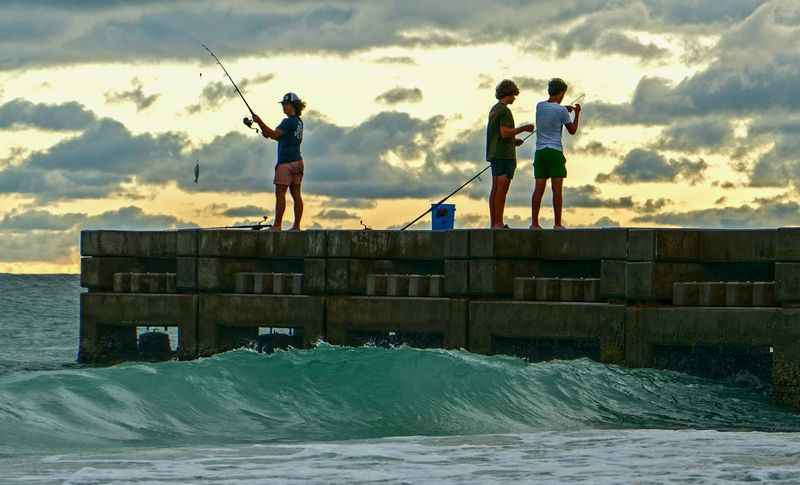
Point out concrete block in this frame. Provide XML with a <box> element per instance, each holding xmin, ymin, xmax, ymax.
<box><xmin>673</xmin><ymin>282</ymin><xmax>700</xmax><ymax>306</ymax></box>
<box><xmin>777</xmin><ymin>228</ymin><xmax>800</xmax><ymax>261</ymax></box>
<box><xmin>560</xmin><ymin>279</ymin><xmax>584</xmax><ymax>302</ymax></box>
<box><xmin>198</xmin><ymin>258</ymin><xmax>257</xmax><ymax>292</ymax></box>
<box><xmin>235</xmin><ymin>273</ymin><xmax>255</xmax><ymax>294</ymax></box>
<box><xmin>197</xmin><ymin>295</ymin><xmax>325</xmax><ymax>354</ymax></box>
<box><xmin>493</xmin><ymin>230</ymin><xmax>540</xmax><ymax>258</ymax></box>
<box><xmin>725</xmin><ymin>282</ymin><xmax>753</xmax><ymax>307</ymax></box>
<box><xmin>259</xmin><ymin>231</ymin><xmax>320</xmax><ymax>258</ymax></box>
<box><xmin>80</xmin><ymin>293</ymin><xmax>198</xmax><ymax>362</ymax></box>
<box><xmin>654</xmin><ymin>229</ymin><xmax>701</xmax><ymax>261</ymax></box>
<box><xmin>627</xmin><ymin>229</ymin><xmax>654</xmax><ymax>261</ymax></box>
<box><xmin>583</xmin><ymin>279</ymin><xmax>599</xmax><ymax>302</ymax></box>
<box><xmin>366</xmin><ymin>274</ymin><xmax>388</xmax><ymax>296</ymax></box>
<box><xmin>113</xmin><ymin>273</ymin><xmax>132</xmax><ymax>292</ymax></box>
<box><xmin>326</xmin><ymin>231</ymin><xmax>353</xmax><ymax>257</ymax></box>
<box><xmin>273</xmin><ymin>273</ymin><xmax>291</xmax><ymax>295</ymax></box>
<box><xmin>253</xmin><ymin>273</ymin><xmax>273</xmax><ymax>294</ymax></box>
<box><xmin>81</xmin><ymin>230</ymin><xmax>177</xmax><ymax>257</ymax></box>
<box><xmin>444</xmin><ymin>260</ymin><xmax>469</xmax><ymax>296</ymax></box>
<box><xmin>408</xmin><ymin>275</ymin><xmax>430</xmax><ymax>297</ymax></box>
<box><xmin>444</xmin><ymin>231</ymin><xmax>469</xmax><ymax>258</ymax></box>
<box><xmin>82</xmin><ymin>257</ymin><xmax>168</xmax><ymax>290</ymax></box>
<box><xmin>326</xmin><ymin>296</ymin><xmax>468</xmax><ymax>349</ymax></box>
<box><xmin>700</xmin><ymin>230</ymin><xmax>775</xmax><ymax>262</ymax></box>
<box><xmin>303</xmin><ymin>231</ymin><xmax>327</xmax><ymax>258</ymax></box>
<box><xmin>600</xmin><ymin>260</ymin><xmax>626</xmax><ymax>299</ymax></box>
<box><xmin>387</xmin><ymin>275</ymin><xmax>410</xmax><ymax>297</ymax></box>
<box><xmin>176</xmin><ymin>257</ymin><xmax>197</xmax><ymax>291</ymax></box>
<box><xmin>199</xmin><ymin>230</ymin><xmax>260</xmax><ymax>257</ymax></box>
<box><xmin>752</xmin><ymin>282</ymin><xmax>776</xmax><ymax>307</ymax></box>
<box><xmin>535</xmin><ymin>277</ymin><xmax>560</xmax><ymax>301</ymax></box>
<box><xmin>348</xmin><ymin>231</ymin><xmax>444</xmax><ymax>260</ymax></box>
<box><xmin>469</xmin><ymin>301</ymin><xmax>626</xmax><ymax>363</ymax></box>
<box><xmin>177</xmin><ymin>230</ymin><xmax>198</xmax><ymax>256</ymax></box>
<box><xmin>429</xmin><ymin>275</ymin><xmax>444</xmax><ymax>297</ymax></box>
<box><xmin>469</xmin><ymin>230</ymin><xmax>494</xmax><ymax>258</ymax></box>
<box><xmin>513</xmin><ymin>277</ymin><xmax>536</xmax><ymax>301</ymax></box>
<box><xmin>165</xmin><ymin>274</ymin><xmax>176</xmax><ymax>293</ymax></box>
<box><xmin>291</xmin><ymin>274</ymin><xmax>304</xmax><ymax>295</ymax></box>
<box><xmin>539</xmin><ymin>229</ymin><xmax>627</xmax><ymax>260</ymax></box>
<box><xmin>777</xmin><ymin>263</ymin><xmax>800</xmax><ymax>304</ymax></box>
<box><xmin>469</xmin><ymin>259</ymin><xmax>540</xmax><ymax>297</ymax></box>
<box><xmin>303</xmin><ymin>259</ymin><xmax>326</xmax><ymax>294</ymax></box>
<box><xmin>699</xmin><ymin>282</ymin><xmax>726</xmax><ymax>306</ymax></box>
<box><xmin>626</xmin><ymin>262</ymin><xmax>654</xmax><ymax>301</ymax></box>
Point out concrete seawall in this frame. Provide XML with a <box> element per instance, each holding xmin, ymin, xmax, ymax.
<box><xmin>79</xmin><ymin>228</ymin><xmax>800</xmax><ymax>409</ymax></box>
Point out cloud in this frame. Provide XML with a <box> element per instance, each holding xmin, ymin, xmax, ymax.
<box><xmin>104</xmin><ymin>78</ymin><xmax>159</xmax><ymax>111</ymax></box>
<box><xmin>375</xmin><ymin>87</ymin><xmax>423</xmax><ymax>105</ymax></box>
<box><xmin>316</xmin><ymin>209</ymin><xmax>359</xmax><ymax>220</ymax></box>
<box><xmin>325</xmin><ymin>198</ymin><xmax>378</xmax><ymax>209</ymax></box>
<box><xmin>0</xmin><ymin>1</ymin><xmax>765</xmax><ymax>71</ymax></box>
<box><xmin>632</xmin><ymin>201</ymin><xmax>800</xmax><ymax>228</ymax></box>
<box><xmin>187</xmin><ymin>74</ymin><xmax>275</xmax><ymax>113</ymax></box>
<box><xmin>0</xmin><ymin>206</ymin><xmax>196</xmax><ymax>263</ymax></box>
<box><xmin>215</xmin><ymin>205</ymin><xmax>271</xmax><ymax>218</ymax></box>
<box><xmin>596</xmin><ymin>148</ymin><xmax>708</xmax><ymax>184</ymax></box>
<box><xmin>638</xmin><ymin>198</ymin><xmax>671</xmax><ymax>213</ymax></box>
<box><xmin>0</xmin><ymin>98</ymin><xmax>96</xmax><ymax>131</ymax></box>
<box><xmin>371</xmin><ymin>56</ymin><xmax>416</xmax><ymax>65</ymax></box>
<box><xmin>653</xmin><ymin>118</ymin><xmax>735</xmax><ymax>152</ymax></box>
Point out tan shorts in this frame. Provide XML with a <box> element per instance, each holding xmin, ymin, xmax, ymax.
<box><xmin>274</xmin><ymin>160</ymin><xmax>304</xmax><ymax>186</ymax></box>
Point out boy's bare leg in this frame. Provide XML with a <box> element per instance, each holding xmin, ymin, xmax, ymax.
<box><xmin>492</xmin><ymin>176</ymin><xmax>510</xmax><ymax>228</ymax></box>
<box><xmin>552</xmin><ymin>177</ymin><xmax>565</xmax><ymax>229</ymax></box>
<box><xmin>289</xmin><ymin>184</ymin><xmax>303</xmax><ymax>231</ymax></box>
<box><xmin>530</xmin><ymin>178</ymin><xmax>547</xmax><ymax>229</ymax></box>
<box><xmin>489</xmin><ymin>179</ymin><xmax>497</xmax><ymax>227</ymax></box>
<box><xmin>272</xmin><ymin>184</ymin><xmax>288</xmax><ymax>231</ymax></box>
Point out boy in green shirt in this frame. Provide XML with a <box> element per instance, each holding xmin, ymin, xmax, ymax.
<box><xmin>486</xmin><ymin>79</ymin><xmax>535</xmax><ymax>228</ymax></box>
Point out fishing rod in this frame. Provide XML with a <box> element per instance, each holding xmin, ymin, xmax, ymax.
<box><xmin>400</xmin><ymin>165</ymin><xmax>491</xmax><ymax>231</ymax></box>
<box><xmin>201</xmin><ymin>43</ymin><xmax>257</xmax><ymax>118</ymax></box>
<box><xmin>191</xmin><ymin>217</ymin><xmax>272</xmax><ymax>231</ymax></box>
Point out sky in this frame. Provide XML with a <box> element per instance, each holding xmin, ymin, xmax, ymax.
<box><xmin>1</xmin><ymin>0</ymin><xmax>799</xmax><ymax>273</ymax></box>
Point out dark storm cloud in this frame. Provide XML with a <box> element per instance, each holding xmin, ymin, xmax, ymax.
<box><xmin>596</xmin><ymin>148</ymin><xmax>708</xmax><ymax>184</ymax></box>
<box><xmin>653</xmin><ymin>118</ymin><xmax>735</xmax><ymax>152</ymax></box>
<box><xmin>104</xmin><ymin>79</ymin><xmax>159</xmax><ymax>111</ymax></box>
<box><xmin>0</xmin><ymin>99</ymin><xmax>97</xmax><ymax>131</ymax></box>
<box><xmin>375</xmin><ymin>87</ymin><xmax>423</xmax><ymax>105</ymax></box>
<box><xmin>0</xmin><ymin>1</ymin><xmax>767</xmax><ymax>70</ymax></box>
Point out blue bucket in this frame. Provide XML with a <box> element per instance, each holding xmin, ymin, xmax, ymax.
<box><xmin>431</xmin><ymin>203</ymin><xmax>456</xmax><ymax>230</ymax></box>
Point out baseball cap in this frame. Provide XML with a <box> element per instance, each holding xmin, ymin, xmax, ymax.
<box><xmin>279</xmin><ymin>92</ymin><xmax>301</xmax><ymax>104</ymax></box>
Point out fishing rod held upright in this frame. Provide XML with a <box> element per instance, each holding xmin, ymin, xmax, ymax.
<box><xmin>202</xmin><ymin>44</ymin><xmax>256</xmax><ymax>118</ymax></box>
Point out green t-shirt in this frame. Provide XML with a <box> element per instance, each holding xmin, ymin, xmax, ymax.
<box><xmin>486</xmin><ymin>102</ymin><xmax>516</xmax><ymax>161</ymax></box>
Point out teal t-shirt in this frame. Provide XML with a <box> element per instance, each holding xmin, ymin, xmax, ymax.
<box><xmin>486</xmin><ymin>102</ymin><xmax>516</xmax><ymax>161</ymax></box>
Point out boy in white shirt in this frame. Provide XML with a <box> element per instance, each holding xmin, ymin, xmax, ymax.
<box><xmin>531</xmin><ymin>78</ymin><xmax>581</xmax><ymax>230</ymax></box>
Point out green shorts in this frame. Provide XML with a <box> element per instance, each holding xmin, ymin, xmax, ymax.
<box><xmin>534</xmin><ymin>148</ymin><xmax>567</xmax><ymax>179</ymax></box>
<box><xmin>489</xmin><ymin>158</ymin><xmax>517</xmax><ymax>180</ymax></box>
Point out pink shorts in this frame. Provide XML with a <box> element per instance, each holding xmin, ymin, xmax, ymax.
<box><xmin>274</xmin><ymin>160</ymin><xmax>304</xmax><ymax>186</ymax></box>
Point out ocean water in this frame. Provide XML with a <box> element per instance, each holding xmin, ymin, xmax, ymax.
<box><xmin>2</xmin><ymin>275</ymin><xmax>800</xmax><ymax>483</ymax></box>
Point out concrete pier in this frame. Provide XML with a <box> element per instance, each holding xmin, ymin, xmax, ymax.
<box><xmin>79</xmin><ymin>228</ymin><xmax>800</xmax><ymax>409</ymax></box>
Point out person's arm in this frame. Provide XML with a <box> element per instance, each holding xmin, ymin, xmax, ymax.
<box><xmin>565</xmin><ymin>104</ymin><xmax>581</xmax><ymax>135</ymax></box>
<box><xmin>252</xmin><ymin>114</ymin><xmax>284</xmax><ymax>141</ymax></box>
<box><xmin>500</xmin><ymin>124</ymin><xmax>535</xmax><ymax>139</ymax></box>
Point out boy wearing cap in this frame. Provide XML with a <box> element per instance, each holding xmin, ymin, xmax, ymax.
<box><xmin>252</xmin><ymin>92</ymin><xmax>306</xmax><ymax>231</ymax></box>
<box><xmin>530</xmin><ymin>78</ymin><xmax>580</xmax><ymax>230</ymax></box>
<box><xmin>486</xmin><ymin>79</ymin><xmax>535</xmax><ymax>229</ymax></box>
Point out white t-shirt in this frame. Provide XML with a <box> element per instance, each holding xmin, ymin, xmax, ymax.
<box><xmin>535</xmin><ymin>101</ymin><xmax>571</xmax><ymax>152</ymax></box>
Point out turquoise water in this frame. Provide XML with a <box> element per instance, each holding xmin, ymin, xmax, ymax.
<box><xmin>2</xmin><ymin>275</ymin><xmax>800</xmax><ymax>483</ymax></box>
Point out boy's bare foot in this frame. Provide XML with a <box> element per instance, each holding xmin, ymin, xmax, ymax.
<box><xmin>491</xmin><ymin>224</ymin><xmax>505</xmax><ymax>230</ymax></box>
<box><xmin>529</xmin><ymin>224</ymin><xmax>542</xmax><ymax>230</ymax></box>
<box><xmin>269</xmin><ymin>225</ymin><xmax>282</xmax><ymax>232</ymax></box>
<box><xmin>554</xmin><ymin>224</ymin><xmax>567</xmax><ymax>230</ymax></box>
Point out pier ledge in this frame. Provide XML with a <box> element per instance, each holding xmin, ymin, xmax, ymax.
<box><xmin>79</xmin><ymin>228</ymin><xmax>800</xmax><ymax>409</ymax></box>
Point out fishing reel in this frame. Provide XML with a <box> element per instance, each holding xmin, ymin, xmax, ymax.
<box><xmin>243</xmin><ymin>117</ymin><xmax>260</xmax><ymax>134</ymax></box>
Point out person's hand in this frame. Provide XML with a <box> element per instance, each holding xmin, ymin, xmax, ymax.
<box><xmin>573</xmin><ymin>103</ymin><xmax>581</xmax><ymax>114</ymax></box>
<box><xmin>515</xmin><ymin>138</ymin><xmax>524</xmax><ymax>147</ymax></box>
<box><xmin>252</xmin><ymin>114</ymin><xmax>263</xmax><ymax>124</ymax></box>
<box><xmin>521</xmin><ymin>123</ymin><xmax>535</xmax><ymax>133</ymax></box>
<box><xmin>566</xmin><ymin>105</ymin><xmax>574</xmax><ymax>113</ymax></box>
